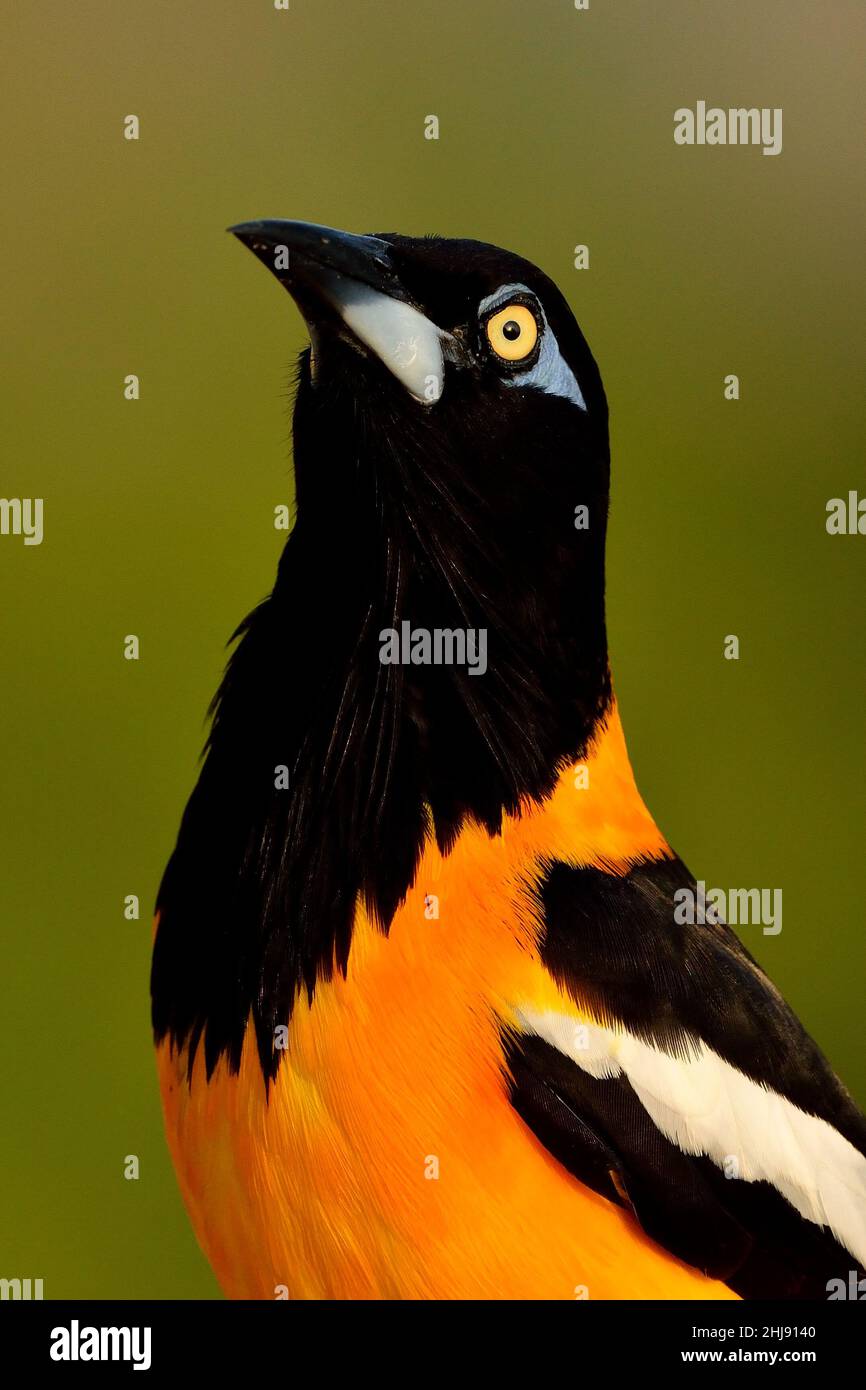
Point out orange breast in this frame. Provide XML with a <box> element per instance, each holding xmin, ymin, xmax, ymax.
<box><xmin>156</xmin><ymin>706</ymin><xmax>738</xmax><ymax>1300</ymax></box>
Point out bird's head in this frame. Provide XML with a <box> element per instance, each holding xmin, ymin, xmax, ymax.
<box><xmin>229</xmin><ymin>219</ymin><xmax>609</xmax><ymax>524</ymax></box>
<box><xmin>229</xmin><ymin>221</ymin><xmax>612</xmax><ymax>804</ymax></box>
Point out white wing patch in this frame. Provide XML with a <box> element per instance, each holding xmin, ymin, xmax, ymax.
<box><xmin>516</xmin><ymin>1006</ymin><xmax>866</xmax><ymax>1268</ymax></box>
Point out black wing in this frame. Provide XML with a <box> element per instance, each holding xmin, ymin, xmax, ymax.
<box><xmin>505</xmin><ymin>853</ymin><xmax>866</xmax><ymax>1299</ymax></box>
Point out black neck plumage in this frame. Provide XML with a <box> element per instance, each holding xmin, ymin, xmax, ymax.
<box><xmin>152</xmin><ymin>389</ymin><xmax>611</xmax><ymax>1083</ymax></box>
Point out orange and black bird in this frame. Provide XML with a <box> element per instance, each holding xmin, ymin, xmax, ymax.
<box><xmin>151</xmin><ymin>221</ymin><xmax>866</xmax><ymax>1299</ymax></box>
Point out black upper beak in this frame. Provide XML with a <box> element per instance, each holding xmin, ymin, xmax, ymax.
<box><xmin>227</xmin><ymin>219</ymin><xmax>412</xmax><ymax>306</ymax></box>
<box><xmin>228</xmin><ymin>219</ymin><xmax>450</xmax><ymax>403</ymax></box>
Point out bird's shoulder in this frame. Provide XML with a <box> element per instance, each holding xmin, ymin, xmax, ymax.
<box><xmin>506</xmin><ymin>850</ymin><xmax>866</xmax><ymax>1298</ymax></box>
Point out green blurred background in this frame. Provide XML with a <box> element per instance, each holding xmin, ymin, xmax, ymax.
<box><xmin>2</xmin><ymin>0</ymin><xmax>863</xmax><ymax>1299</ymax></box>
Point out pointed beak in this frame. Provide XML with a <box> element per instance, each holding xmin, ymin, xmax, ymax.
<box><xmin>228</xmin><ymin>219</ymin><xmax>446</xmax><ymax>403</ymax></box>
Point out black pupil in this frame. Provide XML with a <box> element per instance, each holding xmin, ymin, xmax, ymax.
<box><xmin>502</xmin><ymin>319</ymin><xmax>521</xmax><ymax>340</ymax></box>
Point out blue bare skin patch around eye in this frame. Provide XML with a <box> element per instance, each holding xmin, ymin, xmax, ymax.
<box><xmin>478</xmin><ymin>282</ymin><xmax>587</xmax><ymax>412</ymax></box>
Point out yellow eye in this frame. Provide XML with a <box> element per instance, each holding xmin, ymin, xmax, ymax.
<box><xmin>484</xmin><ymin>303</ymin><xmax>539</xmax><ymax>362</ymax></box>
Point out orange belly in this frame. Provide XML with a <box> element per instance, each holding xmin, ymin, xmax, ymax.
<box><xmin>156</xmin><ymin>708</ymin><xmax>739</xmax><ymax>1300</ymax></box>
